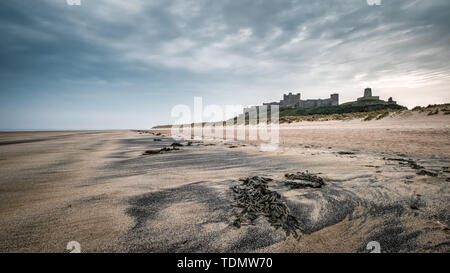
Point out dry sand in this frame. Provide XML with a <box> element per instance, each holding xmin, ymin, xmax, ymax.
<box><xmin>159</xmin><ymin>109</ymin><xmax>450</xmax><ymax>158</ymax></box>
<box><xmin>0</xmin><ymin>110</ymin><xmax>449</xmax><ymax>252</ymax></box>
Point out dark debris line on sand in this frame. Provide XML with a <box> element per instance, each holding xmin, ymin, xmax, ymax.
<box><xmin>383</xmin><ymin>157</ymin><xmax>439</xmax><ymax>177</ymax></box>
<box><xmin>337</xmin><ymin>151</ymin><xmax>355</xmax><ymax>155</ymax></box>
<box><xmin>416</xmin><ymin>169</ymin><xmax>438</xmax><ymax>177</ymax></box>
<box><xmin>143</xmin><ymin>146</ymin><xmax>180</xmax><ymax>155</ymax></box>
<box><xmin>170</xmin><ymin>142</ymin><xmax>184</xmax><ymax>147</ymax></box>
<box><xmin>283</xmin><ymin>171</ymin><xmax>326</xmax><ymax>189</ymax></box>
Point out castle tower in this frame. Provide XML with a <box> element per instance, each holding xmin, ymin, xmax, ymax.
<box><xmin>357</xmin><ymin>87</ymin><xmax>380</xmax><ymax>102</ymax></box>
<box><xmin>364</xmin><ymin>88</ymin><xmax>372</xmax><ymax>98</ymax></box>
<box><xmin>330</xmin><ymin>93</ymin><xmax>339</xmax><ymax>106</ymax></box>
<box><xmin>280</xmin><ymin>92</ymin><xmax>301</xmax><ymax>108</ymax></box>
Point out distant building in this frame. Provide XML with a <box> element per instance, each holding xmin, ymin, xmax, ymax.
<box><xmin>262</xmin><ymin>92</ymin><xmax>339</xmax><ymax>110</ymax></box>
<box><xmin>244</xmin><ymin>87</ymin><xmax>397</xmax><ymax>114</ymax></box>
<box><xmin>357</xmin><ymin>88</ymin><xmax>379</xmax><ymax>101</ymax></box>
<box><xmin>355</xmin><ymin>88</ymin><xmax>396</xmax><ymax>105</ymax></box>
<box><xmin>298</xmin><ymin>93</ymin><xmax>339</xmax><ymax>109</ymax></box>
<box><xmin>280</xmin><ymin>92</ymin><xmax>301</xmax><ymax>108</ymax></box>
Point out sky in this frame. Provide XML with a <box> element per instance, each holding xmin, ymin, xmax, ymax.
<box><xmin>1</xmin><ymin>0</ymin><xmax>449</xmax><ymax>130</ymax></box>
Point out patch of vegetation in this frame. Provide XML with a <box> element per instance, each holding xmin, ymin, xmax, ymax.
<box><xmin>364</xmin><ymin>113</ymin><xmax>378</xmax><ymax>121</ymax></box>
<box><xmin>151</xmin><ymin>103</ymin><xmax>450</xmax><ymax>129</ymax></box>
<box><xmin>277</xmin><ymin>109</ymin><xmax>399</xmax><ymax>123</ymax></box>
<box><xmin>427</xmin><ymin>109</ymin><xmax>439</xmax><ymax>115</ymax></box>
<box><xmin>279</xmin><ymin>103</ymin><xmax>405</xmax><ymax>117</ymax></box>
<box><xmin>376</xmin><ymin>111</ymin><xmax>390</xmax><ymax>120</ymax></box>
<box><xmin>412</xmin><ymin>103</ymin><xmax>450</xmax><ymax>113</ymax></box>
<box><xmin>425</xmin><ymin>103</ymin><xmax>450</xmax><ymax>109</ymax></box>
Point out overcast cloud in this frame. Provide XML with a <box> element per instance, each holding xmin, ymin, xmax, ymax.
<box><xmin>1</xmin><ymin>0</ymin><xmax>449</xmax><ymax>129</ymax></box>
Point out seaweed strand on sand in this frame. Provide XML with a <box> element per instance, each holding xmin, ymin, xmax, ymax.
<box><xmin>231</xmin><ymin>176</ymin><xmax>302</xmax><ymax>239</ymax></box>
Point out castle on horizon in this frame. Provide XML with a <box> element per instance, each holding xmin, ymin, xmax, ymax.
<box><xmin>263</xmin><ymin>92</ymin><xmax>339</xmax><ymax>109</ymax></box>
<box><xmin>244</xmin><ymin>88</ymin><xmax>397</xmax><ymax>113</ymax></box>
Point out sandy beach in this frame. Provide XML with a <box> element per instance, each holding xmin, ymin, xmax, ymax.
<box><xmin>0</xmin><ymin>111</ymin><xmax>449</xmax><ymax>253</ymax></box>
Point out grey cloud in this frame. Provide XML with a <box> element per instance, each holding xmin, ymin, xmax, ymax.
<box><xmin>1</xmin><ymin>0</ymin><xmax>450</xmax><ymax>110</ymax></box>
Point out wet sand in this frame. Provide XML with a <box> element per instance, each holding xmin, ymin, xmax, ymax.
<box><xmin>0</xmin><ymin>115</ymin><xmax>449</xmax><ymax>252</ymax></box>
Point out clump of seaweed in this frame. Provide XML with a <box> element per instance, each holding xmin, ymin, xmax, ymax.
<box><xmin>231</xmin><ymin>176</ymin><xmax>302</xmax><ymax>239</ymax></box>
<box><xmin>143</xmin><ymin>146</ymin><xmax>180</xmax><ymax>155</ymax></box>
<box><xmin>337</xmin><ymin>151</ymin><xmax>355</xmax><ymax>155</ymax></box>
<box><xmin>283</xmin><ymin>171</ymin><xmax>325</xmax><ymax>189</ymax></box>
<box><xmin>417</xmin><ymin>169</ymin><xmax>438</xmax><ymax>177</ymax></box>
